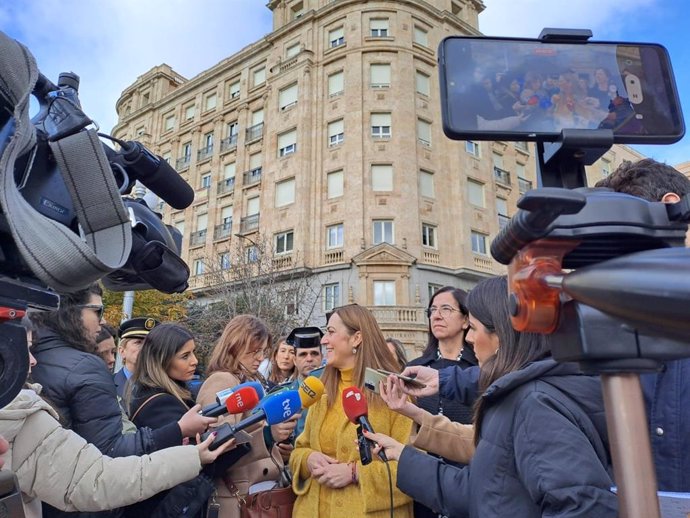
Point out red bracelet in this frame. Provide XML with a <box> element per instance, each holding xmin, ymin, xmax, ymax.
<box><xmin>351</xmin><ymin>462</ymin><xmax>358</xmax><ymax>484</ymax></box>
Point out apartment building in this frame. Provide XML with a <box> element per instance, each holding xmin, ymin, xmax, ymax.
<box><xmin>111</xmin><ymin>0</ymin><xmax>642</xmax><ymax>356</ymax></box>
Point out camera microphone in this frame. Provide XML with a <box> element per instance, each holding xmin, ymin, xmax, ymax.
<box><xmin>342</xmin><ymin>386</ymin><xmax>387</xmax><ymax>464</ymax></box>
<box><xmin>200</xmin><ymin>386</ymin><xmax>260</xmax><ymax>418</ymax></box>
<box><xmin>119</xmin><ymin>140</ymin><xmax>194</xmax><ymax>210</ymax></box>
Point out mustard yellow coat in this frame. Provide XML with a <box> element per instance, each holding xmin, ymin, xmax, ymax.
<box><xmin>290</xmin><ymin>386</ymin><xmax>413</xmax><ymax>518</ymax></box>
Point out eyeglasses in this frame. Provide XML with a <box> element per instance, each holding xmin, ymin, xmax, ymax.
<box><xmin>426</xmin><ymin>305</ymin><xmax>462</xmax><ymax>319</ymax></box>
<box><xmin>78</xmin><ymin>304</ymin><xmax>105</xmax><ymax>320</ymax></box>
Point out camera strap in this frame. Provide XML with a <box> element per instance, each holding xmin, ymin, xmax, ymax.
<box><xmin>0</xmin><ymin>32</ymin><xmax>132</xmax><ymax>292</ymax></box>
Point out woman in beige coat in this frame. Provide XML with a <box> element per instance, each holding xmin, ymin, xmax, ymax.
<box><xmin>197</xmin><ymin>315</ymin><xmax>298</xmax><ymax>518</ymax></box>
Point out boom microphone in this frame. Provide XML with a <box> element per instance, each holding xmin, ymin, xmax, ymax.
<box><xmin>342</xmin><ymin>386</ymin><xmax>388</xmax><ymax>463</ymax></box>
<box><xmin>204</xmin><ymin>389</ymin><xmax>302</xmax><ymax>449</ymax></box>
<box><xmin>200</xmin><ymin>386</ymin><xmax>260</xmax><ymax>418</ymax></box>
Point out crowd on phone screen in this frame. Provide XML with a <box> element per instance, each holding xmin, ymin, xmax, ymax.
<box><xmin>0</xmin><ymin>157</ymin><xmax>688</xmax><ymax>517</ymax></box>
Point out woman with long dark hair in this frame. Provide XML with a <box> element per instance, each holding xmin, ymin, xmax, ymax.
<box><xmin>365</xmin><ymin>276</ymin><xmax>616</xmax><ymax>518</ymax></box>
<box><xmin>267</xmin><ymin>336</ymin><xmax>297</xmax><ymax>386</ymax></box>
<box><xmin>126</xmin><ymin>323</ymin><xmax>241</xmax><ymax>518</ymax></box>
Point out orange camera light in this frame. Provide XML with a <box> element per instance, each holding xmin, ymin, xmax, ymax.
<box><xmin>507</xmin><ymin>239</ymin><xmax>580</xmax><ymax>333</ymax></box>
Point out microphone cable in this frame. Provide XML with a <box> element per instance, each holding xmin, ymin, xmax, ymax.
<box><xmin>384</xmin><ymin>458</ymin><xmax>393</xmax><ymax>518</ymax></box>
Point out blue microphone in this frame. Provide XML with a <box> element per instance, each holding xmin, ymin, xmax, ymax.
<box><xmin>205</xmin><ymin>390</ymin><xmax>302</xmax><ymax>449</ymax></box>
<box><xmin>201</xmin><ymin>381</ymin><xmax>266</xmax><ymax>417</ymax></box>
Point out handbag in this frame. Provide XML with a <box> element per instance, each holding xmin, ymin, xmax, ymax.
<box><xmin>225</xmin><ymin>477</ymin><xmax>296</xmax><ymax>518</ymax></box>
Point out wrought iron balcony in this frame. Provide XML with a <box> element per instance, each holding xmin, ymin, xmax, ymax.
<box><xmin>189</xmin><ymin>229</ymin><xmax>207</xmax><ymax>247</ymax></box>
<box><xmin>197</xmin><ymin>144</ymin><xmax>213</xmax><ymax>162</ymax></box>
<box><xmin>217</xmin><ymin>177</ymin><xmax>235</xmax><ymax>195</ymax></box>
<box><xmin>220</xmin><ymin>134</ymin><xmax>238</xmax><ymax>153</ymax></box>
<box><xmin>176</xmin><ymin>156</ymin><xmax>191</xmax><ymax>170</ymax></box>
<box><xmin>243</xmin><ymin>167</ymin><xmax>262</xmax><ymax>186</ymax></box>
<box><xmin>245</xmin><ymin>123</ymin><xmax>264</xmax><ymax>143</ymax></box>
<box><xmin>239</xmin><ymin>214</ymin><xmax>260</xmax><ymax>234</ymax></box>
<box><xmin>518</xmin><ymin>177</ymin><xmax>533</xmax><ymax>194</ymax></box>
<box><xmin>494</xmin><ymin>166</ymin><xmax>511</xmax><ymax>186</ymax></box>
<box><xmin>214</xmin><ymin>223</ymin><xmax>233</xmax><ymax>240</ymax></box>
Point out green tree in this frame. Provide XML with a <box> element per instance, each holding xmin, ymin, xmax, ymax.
<box><xmin>102</xmin><ymin>288</ymin><xmax>193</xmax><ymax>327</ymax></box>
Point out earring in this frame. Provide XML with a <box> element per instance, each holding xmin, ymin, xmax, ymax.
<box><xmin>352</xmin><ymin>347</ymin><xmax>358</xmax><ymax>355</ymax></box>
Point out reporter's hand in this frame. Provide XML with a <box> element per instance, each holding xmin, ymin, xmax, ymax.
<box><xmin>196</xmin><ymin>432</ymin><xmax>237</xmax><ymax>465</ymax></box>
<box><xmin>276</xmin><ymin>441</ymin><xmax>294</xmax><ymax>463</ymax></box>
<box><xmin>362</xmin><ymin>429</ymin><xmax>404</xmax><ymax>462</ymax></box>
<box><xmin>400</xmin><ymin>366</ymin><xmax>439</xmax><ymax>397</ymax></box>
<box><xmin>178</xmin><ymin>404</ymin><xmax>217</xmax><ymax>437</ymax></box>
<box><xmin>313</xmin><ymin>462</ymin><xmax>352</xmax><ymax>488</ymax></box>
<box><xmin>306</xmin><ymin>451</ymin><xmax>337</xmax><ymax>476</ymax></box>
<box><xmin>270</xmin><ymin>413</ymin><xmax>300</xmax><ymax>443</ymax></box>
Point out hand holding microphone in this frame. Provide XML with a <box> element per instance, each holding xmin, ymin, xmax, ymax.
<box><xmin>342</xmin><ymin>386</ymin><xmax>388</xmax><ymax>463</ymax></box>
<box><xmin>362</xmin><ymin>429</ymin><xmax>404</xmax><ymax>462</ymax></box>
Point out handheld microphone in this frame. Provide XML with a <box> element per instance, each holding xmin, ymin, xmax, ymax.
<box><xmin>342</xmin><ymin>386</ymin><xmax>388</xmax><ymax>463</ymax></box>
<box><xmin>200</xmin><ymin>386</ymin><xmax>260</xmax><ymax>418</ymax></box>
<box><xmin>204</xmin><ymin>389</ymin><xmax>302</xmax><ymax>449</ymax></box>
<box><xmin>298</xmin><ymin>375</ymin><xmax>325</xmax><ymax>408</ymax></box>
<box><xmin>201</xmin><ymin>381</ymin><xmax>265</xmax><ymax>416</ymax></box>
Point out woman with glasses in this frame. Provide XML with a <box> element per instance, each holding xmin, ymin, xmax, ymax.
<box><xmin>405</xmin><ymin>286</ymin><xmax>477</xmax><ymax>518</ymax></box>
<box><xmin>290</xmin><ymin>304</ymin><xmax>413</xmax><ymax>518</ymax></box>
<box><xmin>196</xmin><ymin>315</ymin><xmax>298</xmax><ymax>518</ymax></box>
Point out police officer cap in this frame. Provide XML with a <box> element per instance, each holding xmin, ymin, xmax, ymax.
<box><xmin>286</xmin><ymin>327</ymin><xmax>324</xmax><ymax>349</ymax></box>
<box><xmin>119</xmin><ymin>317</ymin><xmax>160</xmax><ymax>339</ymax></box>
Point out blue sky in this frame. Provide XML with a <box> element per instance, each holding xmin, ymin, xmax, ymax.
<box><xmin>1</xmin><ymin>0</ymin><xmax>688</xmax><ymax>166</ymax></box>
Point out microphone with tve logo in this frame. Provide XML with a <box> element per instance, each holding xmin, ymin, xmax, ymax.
<box><xmin>204</xmin><ymin>389</ymin><xmax>302</xmax><ymax>450</ymax></box>
<box><xmin>200</xmin><ymin>381</ymin><xmax>265</xmax><ymax>417</ymax></box>
<box><xmin>342</xmin><ymin>386</ymin><xmax>387</xmax><ymax>464</ymax></box>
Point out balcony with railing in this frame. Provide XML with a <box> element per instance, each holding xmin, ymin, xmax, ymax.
<box><xmin>422</xmin><ymin>250</ymin><xmax>440</xmax><ymax>264</ymax></box>
<box><xmin>197</xmin><ymin>144</ymin><xmax>213</xmax><ymax>162</ymax></box>
<box><xmin>189</xmin><ymin>229</ymin><xmax>207</xmax><ymax>248</ymax></box>
<box><xmin>220</xmin><ymin>134</ymin><xmax>238</xmax><ymax>153</ymax></box>
<box><xmin>176</xmin><ymin>156</ymin><xmax>191</xmax><ymax>171</ymax></box>
<box><xmin>273</xmin><ymin>254</ymin><xmax>293</xmax><ymax>269</ymax></box>
<box><xmin>494</xmin><ymin>166</ymin><xmax>511</xmax><ymax>186</ymax></box>
<box><xmin>323</xmin><ymin>249</ymin><xmax>344</xmax><ymax>264</ymax></box>
<box><xmin>217</xmin><ymin>177</ymin><xmax>235</xmax><ymax>196</ymax></box>
<box><xmin>243</xmin><ymin>167</ymin><xmax>262</xmax><ymax>186</ymax></box>
<box><xmin>369</xmin><ymin>306</ymin><xmax>426</xmax><ymax>327</ymax></box>
<box><xmin>473</xmin><ymin>255</ymin><xmax>494</xmax><ymax>272</ymax></box>
<box><xmin>518</xmin><ymin>177</ymin><xmax>533</xmax><ymax>194</ymax></box>
<box><xmin>214</xmin><ymin>223</ymin><xmax>232</xmax><ymax>240</ymax></box>
<box><xmin>245</xmin><ymin>123</ymin><xmax>264</xmax><ymax>143</ymax></box>
<box><xmin>239</xmin><ymin>214</ymin><xmax>260</xmax><ymax>234</ymax></box>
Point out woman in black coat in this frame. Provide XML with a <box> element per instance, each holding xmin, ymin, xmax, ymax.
<box><xmin>126</xmin><ymin>323</ymin><xmax>245</xmax><ymax>518</ymax></box>
<box><xmin>365</xmin><ymin>276</ymin><xmax>617</xmax><ymax>518</ymax></box>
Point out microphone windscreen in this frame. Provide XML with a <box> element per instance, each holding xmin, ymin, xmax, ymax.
<box><xmin>216</xmin><ymin>380</ymin><xmax>265</xmax><ymax>404</ymax></box>
<box><xmin>342</xmin><ymin>386</ymin><xmax>368</xmax><ymax>424</ymax></box>
<box><xmin>262</xmin><ymin>390</ymin><xmax>302</xmax><ymax>426</ymax></box>
<box><xmin>225</xmin><ymin>386</ymin><xmax>260</xmax><ymax>414</ymax></box>
<box><xmin>298</xmin><ymin>376</ymin><xmax>325</xmax><ymax>408</ymax></box>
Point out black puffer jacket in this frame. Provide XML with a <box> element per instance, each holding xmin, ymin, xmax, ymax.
<box><xmin>397</xmin><ymin>359</ymin><xmax>617</xmax><ymax>518</ymax></box>
<box><xmin>31</xmin><ymin>328</ymin><xmax>181</xmax><ymax>457</ymax></box>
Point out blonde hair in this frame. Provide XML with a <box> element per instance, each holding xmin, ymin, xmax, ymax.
<box><xmin>321</xmin><ymin>304</ymin><xmax>400</xmax><ymax>407</ymax></box>
<box><xmin>207</xmin><ymin>314</ymin><xmax>272</xmax><ymax>383</ymax></box>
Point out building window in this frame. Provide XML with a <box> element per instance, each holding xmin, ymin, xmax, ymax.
<box><xmin>219</xmin><ymin>252</ymin><xmax>231</xmax><ymax>270</ymax></box>
<box><xmin>416</xmin><ymin>71</ymin><xmax>430</xmax><ymax>96</ymax></box>
<box><xmin>465</xmin><ymin>140</ymin><xmax>480</xmax><ymax>157</ymax></box>
<box><xmin>253</xmin><ymin>66</ymin><xmax>266</xmax><ymax>87</ymax></box>
<box><xmin>417</xmin><ymin>119</ymin><xmax>431</xmax><ymax>146</ymax></box>
<box><xmin>286</xmin><ymin>42</ymin><xmax>300</xmax><ymax>59</ymax></box>
<box><xmin>204</xmin><ymin>92</ymin><xmax>217</xmax><ymax>111</ymax></box>
<box><xmin>291</xmin><ymin>1</ymin><xmax>304</xmax><ymax>19</ymax></box>
<box><xmin>328</xmin><ymin>119</ymin><xmax>344</xmax><ymax>147</ymax></box>
<box><xmin>419</xmin><ymin>170</ymin><xmax>435</xmax><ymax>198</ymax></box>
<box><xmin>428</xmin><ymin>283</ymin><xmax>443</xmax><ymax>303</ymax></box>
<box><xmin>220</xmin><ymin>205</ymin><xmax>233</xmax><ymax>228</ymax></box>
<box><xmin>223</xmin><ymin>162</ymin><xmax>236</xmax><ymax>183</ymax></box>
<box><xmin>193</xmin><ymin>259</ymin><xmax>205</xmax><ymax>276</ymax></box>
<box><xmin>200</xmin><ymin>173</ymin><xmax>211</xmax><ymax>189</ymax></box>
<box><xmin>471</xmin><ymin>231</ymin><xmax>488</xmax><ymax>255</ymax></box>
<box><xmin>515</xmin><ymin>141</ymin><xmax>529</xmax><ymax>152</ymax></box>
<box><xmin>246</xmin><ymin>196</ymin><xmax>260</xmax><ymax>216</ymax></box>
<box><xmin>327</xmin><ymin>223</ymin><xmax>344</xmax><ymax>248</ymax></box>
<box><xmin>162</xmin><ymin>152</ymin><xmax>171</xmax><ymax>164</ymax></box>
<box><xmin>497</xmin><ymin>197</ymin><xmax>509</xmax><ymax>230</ymax></box>
<box><xmin>468</xmin><ymin>179</ymin><xmax>485</xmax><ymax>207</ymax></box>
<box><xmin>327</xmin><ymin>170</ymin><xmax>344</xmax><ymax>198</ymax></box>
<box><xmin>601</xmin><ymin>159</ymin><xmax>611</xmax><ymax>177</ymax></box>
<box><xmin>422</xmin><ymin>223</ymin><xmax>437</xmax><ymax>248</ymax></box>
<box><xmin>246</xmin><ymin>245</ymin><xmax>259</xmax><ymax>263</ymax></box>
<box><xmin>413</xmin><ymin>26</ymin><xmax>429</xmax><ymax>47</ymax></box>
<box><xmin>328</xmin><ymin>27</ymin><xmax>345</xmax><ymax>48</ymax></box>
<box><xmin>279</xmin><ymin>83</ymin><xmax>298</xmax><ymax>111</ymax></box>
<box><xmin>371</xmin><ymin>113</ymin><xmax>391</xmax><ymax>139</ymax></box>
<box><xmin>373</xmin><ymin>219</ymin><xmax>394</xmax><ymax>245</ymax></box>
<box><xmin>182</xmin><ymin>142</ymin><xmax>192</xmax><ymax>159</ymax></box>
<box><xmin>275</xmin><ymin>230</ymin><xmax>294</xmax><ymax>254</ymax></box>
<box><xmin>372</xmin><ymin>164</ymin><xmax>393</xmax><ymax>192</ymax></box>
<box><xmin>278</xmin><ymin>129</ymin><xmax>297</xmax><ymax>157</ymax></box>
<box><xmin>323</xmin><ymin>283</ymin><xmax>340</xmax><ymax>311</ymax></box>
<box><xmin>275</xmin><ymin>178</ymin><xmax>296</xmax><ymax>207</ymax></box>
<box><xmin>184</xmin><ymin>104</ymin><xmax>195</xmax><ymax>121</ymax></box>
<box><xmin>228</xmin><ymin>80</ymin><xmax>240</xmax><ymax>100</ymax></box>
<box><xmin>370</xmin><ymin>18</ymin><xmax>389</xmax><ymax>37</ymax></box>
<box><xmin>174</xmin><ymin>220</ymin><xmax>185</xmax><ymax>237</ymax></box>
<box><xmin>370</xmin><ymin>63</ymin><xmax>391</xmax><ymax>88</ymax></box>
<box><xmin>373</xmin><ymin>280</ymin><xmax>396</xmax><ymax>305</ymax></box>
<box><xmin>164</xmin><ymin>114</ymin><xmax>175</xmax><ymax>132</ymax></box>
<box><xmin>328</xmin><ymin>70</ymin><xmax>344</xmax><ymax>97</ymax></box>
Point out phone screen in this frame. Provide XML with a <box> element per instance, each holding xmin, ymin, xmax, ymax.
<box><xmin>439</xmin><ymin>36</ymin><xmax>685</xmax><ymax>143</ymax></box>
